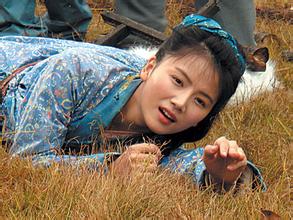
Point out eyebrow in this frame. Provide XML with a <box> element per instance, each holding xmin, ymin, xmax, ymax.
<box><xmin>175</xmin><ymin>67</ymin><xmax>215</xmax><ymax>105</ymax></box>
<box><xmin>199</xmin><ymin>91</ymin><xmax>215</xmax><ymax>105</ymax></box>
<box><xmin>175</xmin><ymin>67</ymin><xmax>192</xmax><ymax>84</ymax></box>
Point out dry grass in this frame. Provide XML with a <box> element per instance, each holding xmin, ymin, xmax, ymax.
<box><xmin>1</xmin><ymin>0</ymin><xmax>292</xmax><ymax>219</ymax></box>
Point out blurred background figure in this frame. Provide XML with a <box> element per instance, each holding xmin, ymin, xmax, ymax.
<box><xmin>115</xmin><ymin>0</ymin><xmax>167</xmax><ymax>32</ymax></box>
<box><xmin>114</xmin><ymin>0</ymin><xmax>167</xmax><ymax>47</ymax></box>
<box><xmin>0</xmin><ymin>0</ymin><xmax>256</xmax><ymax>46</ymax></box>
<box><xmin>0</xmin><ymin>0</ymin><xmax>92</xmax><ymax>41</ymax></box>
<box><xmin>114</xmin><ymin>0</ymin><xmax>257</xmax><ymax>47</ymax></box>
<box><xmin>195</xmin><ymin>0</ymin><xmax>257</xmax><ymax>46</ymax></box>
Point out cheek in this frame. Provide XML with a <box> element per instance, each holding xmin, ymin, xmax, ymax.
<box><xmin>156</xmin><ymin>78</ymin><xmax>176</xmax><ymax>96</ymax></box>
<box><xmin>148</xmin><ymin>78</ymin><xmax>174</xmax><ymax>97</ymax></box>
<box><xmin>185</xmin><ymin>108</ymin><xmax>209</xmax><ymax>125</ymax></box>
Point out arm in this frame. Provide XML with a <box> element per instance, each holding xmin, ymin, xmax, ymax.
<box><xmin>7</xmin><ymin>49</ymin><xmax>115</xmax><ymax>168</ymax></box>
<box><xmin>159</xmin><ymin>137</ymin><xmax>266</xmax><ymax>192</ymax></box>
<box><xmin>201</xmin><ymin>137</ymin><xmax>267</xmax><ymax>192</ymax></box>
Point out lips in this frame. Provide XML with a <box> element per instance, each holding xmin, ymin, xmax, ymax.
<box><xmin>159</xmin><ymin>107</ymin><xmax>176</xmax><ymax>123</ymax></box>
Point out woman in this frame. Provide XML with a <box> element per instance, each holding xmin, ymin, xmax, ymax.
<box><xmin>0</xmin><ymin>15</ymin><xmax>265</xmax><ymax>192</ymax></box>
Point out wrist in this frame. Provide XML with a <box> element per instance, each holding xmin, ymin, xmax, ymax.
<box><xmin>204</xmin><ymin>171</ymin><xmax>243</xmax><ymax>193</ymax></box>
<box><xmin>210</xmin><ymin>175</ymin><xmax>238</xmax><ymax>191</ymax></box>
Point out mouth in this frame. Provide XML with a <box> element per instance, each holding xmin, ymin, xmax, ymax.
<box><xmin>159</xmin><ymin>107</ymin><xmax>176</xmax><ymax>123</ymax></box>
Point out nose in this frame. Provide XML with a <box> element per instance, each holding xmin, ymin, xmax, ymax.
<box><xmin>170</xmin><ymin>92</ymin><xmax>190</xmax><ymax>112</ymax></box>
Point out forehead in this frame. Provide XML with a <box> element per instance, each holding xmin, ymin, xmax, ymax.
<box><xmin>163</xmin><ymin>53</ymin><xmax>218</xmax><ymax>80</ymax></box>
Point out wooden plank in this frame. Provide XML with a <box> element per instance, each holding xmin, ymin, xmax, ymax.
<box><xmin>101</xmin><ymin>11</ymin><xmax>167</xmax><ymax>45</ymax></box>
<box><xmin>197</xmin><ymin>0</ymin><xmax>220</xmax><ymax>17</ymax></box>
<box><xmin>96</xmin><ymin>24</ymin><xmax>129</xmax><ymax>46</ymax></box>
<box><xmin>96</xmin><ymin>0</ymin><xmax>220</xmax><ymax>47</ymax></box>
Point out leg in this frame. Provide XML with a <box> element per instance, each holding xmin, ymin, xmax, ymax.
<box><xmin>195</xmin><ymin>0</ymin><xmax>256</xmax><ymax>46</ymax></box>
<box><xmin>43</xmin><ymin>0</ymin><xmax>92</xmax><ymax>41</ymax></box>
<box><xmin>114</xmin><ymin>0</ymin><xmax>167</xmax><ymax>47</ymax></box>
<box><xmin>0</xmin><ymin>0</ymin><xmax>47</xmax><ymax>36</ymax></box>
<box><xmin>115</xmin><ymin>0</ymin><xmax>167</xmax><ymax>32</ymax></box>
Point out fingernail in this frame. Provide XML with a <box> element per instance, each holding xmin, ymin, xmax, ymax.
<box><xmin>227</xmin><ymin>165</ymin><xmax>233</xmax><ymax>171</ymax></box>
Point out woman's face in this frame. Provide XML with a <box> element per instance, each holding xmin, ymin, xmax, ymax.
<box><xmin>125</xmin><ymin>54</ymin><xmax>219</xmax><ymax>135</ymax></box>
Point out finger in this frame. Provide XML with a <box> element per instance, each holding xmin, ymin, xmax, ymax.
<box><xmin>238</xmin><ymin>147</ymin><xmax>247</xmax><ymax>160</ymax></box>
<box><xmin>129</xmin><ymin>153</ymin><xmax>159</xmax><ymax>164</ymax></box>
<box><xmin>128</xmin><ymin>143</ymin><xmax>162</xmax><ymax>157</ymax></box>
<box><xmin>227</xmin><ymin>147</ymin><xmax>247</xmax><ymax>171</ymax></box>
<box><xmin>204</xmin><ymin>145</ymin><xmax>219</xmax><ymax>160</ymax></box>
<box><xmin>227</xmin><ymin>140</ymin><xmax>239</xmax><ymax>158</ymax></box>
<box><xmin>214</xmin><ymin>136</ymin><xmax>227</xmax><ymax>145</ymax></box>
<box><xmin>135</xmin><ymin>163</ymin><xmax>158</xmax><ymax>172</ymax></box>
<box><xmin>227</xmin><ymin>159</ymin><xmax>247</xmax><ymax>171</ymax></box>
<box><xmin>214</xmin><ymin>137</ymin><xmax>230</xmax><ymax>158</ymax></box>
<box><xmin>228</xmin><ymin>144</ymin><xmax>246</xmax><ymax>161</ymax></box>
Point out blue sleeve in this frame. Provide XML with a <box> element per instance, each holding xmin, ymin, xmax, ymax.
<box><xmin>7</xmin><ymin>48</ymin><xmax>117</xmax><ymax>167</ymax></box>
<box><xmin>1</xmin><ymin>37</ymin><xmax>145</xmax><ymax>169</ymax></box>
<box><xmin>31</xmin><ymin>152</ymin><xmax>121</xmax><ymax>170</ymax></box>
<box><xmin>246</xmin><ymin>160</ymin><xmax>267</xmax><ymax>191</ymax></box>
<box><xmin>0</xmin><ymin>36</ymin><xmax>145</xmax><ymax>79</ymax></box>
<box><xmin>160</xmin><ymin>147</ymin><xmax>206</xmax><ymax>185</ymax></box>
<box><xmin>160</xmin><ymin>147</ymin><xmax>266</xmax><ymax>191</ymax></box>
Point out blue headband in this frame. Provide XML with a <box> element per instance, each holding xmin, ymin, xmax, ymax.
<box><xmin>177</xmin><ymin>14</ymin><xmax>246</xmax><ymax>73</ymax></box>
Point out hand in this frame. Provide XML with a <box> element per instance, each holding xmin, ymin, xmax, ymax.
<box><xmin>203</xmin><ymin>136</ymin><xmax>247</xmax><ymax>184</ymax></box>
<box><xmin>110</xmin><ymin>143</ymin><xmax>162</xmax><ymax>178</ymax></box>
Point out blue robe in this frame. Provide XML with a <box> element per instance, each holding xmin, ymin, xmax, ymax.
<box><xmin>0</xmin><ymin>36</ymin><xmax>265</xmax><ymax>190</ymax></box>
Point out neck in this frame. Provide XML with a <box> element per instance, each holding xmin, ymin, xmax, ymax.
<box><xmin>121</xmin><ymin>83</ymin><xmax>149</xmax><ymax>130</ymax></box>
<box><xmin>109</xmin><ymin>108</ymin><xmax>149</xmax><ymax>134</ymax></box>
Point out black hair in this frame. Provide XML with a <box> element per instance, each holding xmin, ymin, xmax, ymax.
<box><xmin>149</xmin><ymin>25</ymin><xmax>245</xmax><ymax>154</ymax></box>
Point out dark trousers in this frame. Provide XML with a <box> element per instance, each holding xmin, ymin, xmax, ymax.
<box><xmin>115</xmin><ymin>0</ymin><xmax>167</xmax><ymax>33</ymax></box>
<box><xmin>195</xmin><ymin>0</ymin><xmax>256</xmax><ymax>46</ymax></box>
<box><xmin>0</xmin><ymin>0</ymin><xmax>92</xmax><ymax>40</ymax></box>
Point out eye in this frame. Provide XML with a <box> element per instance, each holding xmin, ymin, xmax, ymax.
<box><xmin>194</xmin><ymin>97</ymin><xmax>206</xmax><ymax>108</ymax></box>
<box><xmin>172</xmin><ymin>76</ymin><xmax>183</xmax><ymax>87</ymax></box>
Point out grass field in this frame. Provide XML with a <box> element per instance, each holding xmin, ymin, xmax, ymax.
<box><xmin>0</xmin><ymin>0</ymin><xmax>292</xmax><ymax>219</ymax></box>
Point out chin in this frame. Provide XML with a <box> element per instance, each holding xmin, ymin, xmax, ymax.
<box><xmin>145</xmin><ymin>123</ymin><xmax>167</xmax><ymax>135</ymax></box>
<box><xmin>146</xmin><ymin>123</ymin><xmax>178</xmax><ymax>135</ymax></box>
<box><xmin>143</xmin><ymin>113</ymin><xmax>182</xmax><ymax>135</ymax></box>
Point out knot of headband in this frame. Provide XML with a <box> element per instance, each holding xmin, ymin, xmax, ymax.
<box><xmin>178</xmin><ymin>14</ymin><xmax>246</xmax><ymax>73</ymax></box>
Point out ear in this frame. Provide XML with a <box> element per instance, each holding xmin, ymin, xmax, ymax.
<box><xmin>253</xmin><ymin>47</ymin><xmax>269</xmax><ymax>63</ymax></box>
<box><xmin>140</xmin><ymin>56</ymin><xmax>157</xmax><ymax>81</ymax></box>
